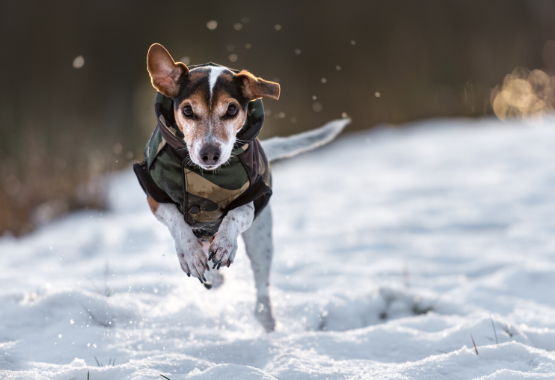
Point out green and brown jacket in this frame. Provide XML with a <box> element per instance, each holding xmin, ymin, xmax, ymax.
<box><xmin>134</xmin><ymin>89</ymin><xmax>272</xmax><ymax>240</ymax></box>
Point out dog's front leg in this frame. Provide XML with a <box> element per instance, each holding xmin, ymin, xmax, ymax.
<box><xmin>209</xmin><ymin>202</ymin><xmax>255</xmax><ymax>269</ymax></box>
<box><xmin>148</xmin><ymin>196</ymin><xmax>209</xmax><ymax>282</ymax></box>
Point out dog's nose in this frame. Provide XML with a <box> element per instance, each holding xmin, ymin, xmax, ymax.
<box><xmin>199</xmin><ymin>145</ymin><xmax>221</xmax><ymax>165</ymax></box>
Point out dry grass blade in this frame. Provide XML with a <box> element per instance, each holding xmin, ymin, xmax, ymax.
<box><xmin>470</xmin><ymin>334</ymin><xmax>479</xmax><ymax>355</ymax></box>
<box><xmin>490</xmin><ymin>314</ymin><xmax>499</xmax><ymax>345</ymax></box>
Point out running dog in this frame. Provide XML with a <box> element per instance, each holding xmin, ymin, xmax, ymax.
<box><xmin>134</xmin><ymin>43</ymin><xmax>348</xmax><ymax>331</ymax></box>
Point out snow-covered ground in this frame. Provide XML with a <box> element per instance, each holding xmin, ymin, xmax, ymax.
<box><xmin>2</xmin><ymin>116</ymin><xmax>555</xmax><ymax>379</ymax></box>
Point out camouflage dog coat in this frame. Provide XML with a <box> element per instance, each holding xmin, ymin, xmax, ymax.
<box><xmin>133</xmin><ymin>88</ymin><xmax>272</xmax><ymax>240</ymax></box>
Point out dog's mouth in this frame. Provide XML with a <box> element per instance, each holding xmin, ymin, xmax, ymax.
<box><xmin>190</xmin><ymin>154</ymin><xmax>229</xmax><ymax>171</ymax></box>
<box><xmin>189</xmin><ymin>160</ymin><xmax>219</xmax><ymax>171</ymax></box>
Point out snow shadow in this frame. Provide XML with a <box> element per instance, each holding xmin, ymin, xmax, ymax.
<box><xmin>304</xmin><ymin>285</ymin><xmax>440</xmax><ymax>332</ymax></box>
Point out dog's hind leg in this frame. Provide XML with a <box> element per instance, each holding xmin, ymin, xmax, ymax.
<box><xmin>242</xmin><ymin>204</ymin><xmax>276</xmax><ymax>332</ymax></box>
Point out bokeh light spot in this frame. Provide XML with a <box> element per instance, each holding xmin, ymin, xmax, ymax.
<box><xmin>229</xmin><ymin>54</ymin><xmax>238</xmax><ymax>62</ymax></box>
<box><xmin>375</xmin><ymin>91</ymin><xmax>381</xmax><ymax>98</ymax></box>
<box><xmin>336</xmin><ymin>65</ymin><xmax>341</xmax><ymax>71</ymax></box>
<box><xmin>206</xmin><ymin>20</ymin><xmax>218</xmax><ymax>30</ymax></box>
<box><xmin>113</xmin><ymin>143</ymin><xmax>123</xmax><ymax>155</ymax></box>
<box><xmin>179</xmin><ymin>56</ymin><xmax>190</xmax><ymax>65</ymax></box>
<box><xmin>73</xmin><ymin>56</ymin><xmax>85</xmax><ymax>69</ymax></box>
<box><xmin>321</xmin><ymin>78</ymin><xmax>327</xmax><ymax>84</ymax></box>
<box><xmin>313</xmin><ymin>102</ymin><xmax>323</xmax><ymax>112</ymax></box>
<box><xmin>491</xmin><ymin>66</ymin><xmax>555</xmax><ymax>120</ymax></box>
<box><xmin>245</xmin><ymin>43</ymin><xmax>252</xmax><ymax>49</ymax></box>
<box><xmin>233</xmin><ymin>23</ymin><xmax>243</xmax><ymax>31</ymax></box>
<box><xmin>295</xmin><ymin>49</ymin><xmax>302</xmax><ymax>55</ymax></box>
<box><xmin>274</xmin><ymin>24</ymin><xmax>282</xmax><ymax>31</ymax></box>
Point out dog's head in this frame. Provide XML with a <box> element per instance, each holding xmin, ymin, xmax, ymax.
<box><xmin>146</xmin><ymin>43</ymin><xmax>280</xmax><ymax>170</ymax></box>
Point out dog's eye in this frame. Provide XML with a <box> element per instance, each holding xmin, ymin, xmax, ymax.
<box><xmin>227</xmin><ymin>104</ymin><xmax>238</xmax><ymax>117</ymax></box>
<box><xmin>182</xmin><ymin>105</ymin><xmax>194</xmax><ymax>118</ymax></box>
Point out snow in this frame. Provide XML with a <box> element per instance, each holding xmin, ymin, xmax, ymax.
<box><xmin>2</xmin><ymin>116</ymin><xmax>555</xmax><ymax>379</ymax></box>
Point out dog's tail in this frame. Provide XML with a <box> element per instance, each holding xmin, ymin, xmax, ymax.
<box><xmin>261</xmin><ymin>118</ymin><xmax>350</xmax><ymax>162</ymax></box>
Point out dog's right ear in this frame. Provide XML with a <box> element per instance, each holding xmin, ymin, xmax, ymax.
<box><xmin>147</xmin><ymin>43</ymin><xmax>189</xmax><ymax>97</ymax></box>
<box><xmin>235</xmin><ymin>70</ymin><xmax>280</xmax><ymax>100</ymax></box>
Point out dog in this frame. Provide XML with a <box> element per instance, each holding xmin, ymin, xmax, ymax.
<box><xmin>135</xmin><ymin>43</ymin><xmax>348</xmax><ymax>331</ymax></box>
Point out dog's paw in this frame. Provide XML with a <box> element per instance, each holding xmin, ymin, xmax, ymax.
<box><xmin>208</xmin><ymin>232</ymin><xmax>238</xmax><ymax>270</ymax></box>
<box><xmin>176</xmin><ymin>240</ymin><xmax>209</xmax><ymax>282</ymax></box>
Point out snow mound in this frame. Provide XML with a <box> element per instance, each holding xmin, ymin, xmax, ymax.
<box><xmin>2</xmin><ymin>115</ymin><xmax>555</xmax><ymax>379</ymax></box>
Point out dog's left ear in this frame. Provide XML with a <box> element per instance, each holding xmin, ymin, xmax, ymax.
<box><xmin>147</xmin><ymin>43</ymin><xmax>189</xmax><ymax>97</ymax></box>
<box><xmin>235</xmin><ymin>70</ymin><xmax>280</xmax><ymax>100</ymax></box>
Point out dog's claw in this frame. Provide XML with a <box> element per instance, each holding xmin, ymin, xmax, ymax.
<box><xmin>208</xmin><ymin>247</ymin><xmax>220</xmax><ymax>263</ymax></box>
<box><xmin>187</xmin><ymin>272</ymin><xmax>190</xmax><ymax>277</ymax></box>
<box><xmin>198</xmin><ymin>277</ymin><xmax>203</xmax><ymax>284</ymax></box>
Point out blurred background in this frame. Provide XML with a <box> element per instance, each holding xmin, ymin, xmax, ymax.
<box><xmin>2</xmin><ymin>0</ymin><xmax>555</xmax><ymax>236</ymax></box>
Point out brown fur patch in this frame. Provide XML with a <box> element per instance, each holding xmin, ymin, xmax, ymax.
<box><xmin>175</xmin><ymin>94</ymin><xmax>210</xmax><ymax>141</ymax></box>
<box><xmin>212</xmin><ymin>93</ymin><xmax>248</xmax><ymax>137</ymax></box>
<box><xmin>147</xmin><ymin>196</ymin><xmax>159</xmax><ymax>213</ymax></box>
<box><xmin>186</xmin><ymin>70</ymin><xmax>206</xmax><ymax>85</ymax></box>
